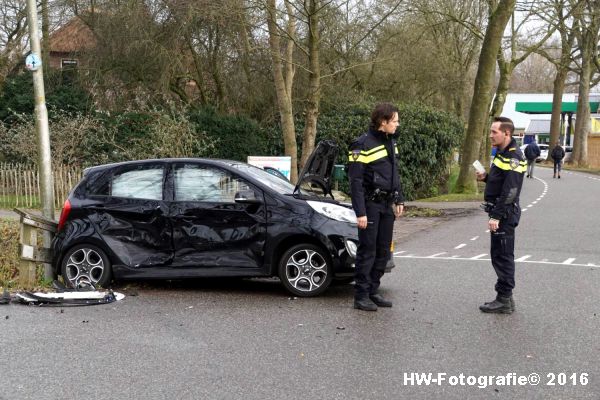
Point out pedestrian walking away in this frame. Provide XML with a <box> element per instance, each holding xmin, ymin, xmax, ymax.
<box><xmin>551</xmin><ymin>141</ymin><xmax>565</xmax><ymax>179</ymax></box>
<box><xmin>476</xmin><ymin>116</ymin><xmax>526</xmax><ymax>314</ymax></box>
<box><xmin>347</xmin><ymin>103</ymin><xmax>404</xmax><ymax>311</ymax></box>
<box><xmin>524</xmin><ymin>139</ymin><xmax>540</xmax><ymax>178</ymax></box>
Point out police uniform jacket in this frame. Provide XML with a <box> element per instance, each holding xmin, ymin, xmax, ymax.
<box><xmin>484</xmin><ymin>138</ymin><xmax>526</xmax><ymax>220</ymax></box>
<box><xmin>347</xmin><ymin>128</ymin><xmax>404</xmax><ymax>217</ymax></box>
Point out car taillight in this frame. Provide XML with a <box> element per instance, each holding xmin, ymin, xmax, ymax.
<box><xmin>57</xmin><ymin>199</ymin><xmax>72</xmax><ymax>232</ymax></box>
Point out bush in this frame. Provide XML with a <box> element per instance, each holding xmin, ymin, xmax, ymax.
<box><xmin>299</xmin><ymin>102</ymin><xmax>465</xmax><ymax>200</ymax></box>
<box><xmin>0</xmin><ymin>71</ymin><xmax>92</xmax><ymax>124</ymax></box>
<box><xmin>0</xmin><ymin>219</ymin><xmax>20</xmax><ymax>288</ymax></box>
<box><xmin>188</xmin><ymin>106</ymin><xmax>282</xmax><ymax>161</ymax></box>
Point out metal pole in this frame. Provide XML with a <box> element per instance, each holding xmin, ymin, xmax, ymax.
<box><xmin>25</xmin><ymin>0</ymin><xmax>55</xmax><ymax>279</ymax></box>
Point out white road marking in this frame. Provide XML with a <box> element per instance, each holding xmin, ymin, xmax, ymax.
<box><xmin>454</xmin><ymin>243</ymin><xmax>466</xmax><ymax>249</ymax></box>
<box><xmin>563</xmin><ymin>258</ymin><xmax>576</xmax><ymax>265</ymax></box>
<box><xmin>516</xmin><ymin>255</ymin><xmax>531</xmax><ymax>261</ymax></box>
<box><xmin>427</xmin><ymin>252</ymin><xmax>446</xmax><ymax>258</ymax></box>
<box><xmin>470</xmin><ymin>254</ymin><xmax>487</xmax><ymax>259</ymax></box>
<box><xmin>470</xmin><ymin>236</ymin><xmax>479</xmax><ymax>241</ymax></box>
<box><xmin>393</xmin><ymin>254</ymin><xmax>599</xmax><ymax>269</ymax></box>
<box><xmin>393</xmin><ymin>251</ymin><xmax>406</xmax><ymax>255</ymax></box>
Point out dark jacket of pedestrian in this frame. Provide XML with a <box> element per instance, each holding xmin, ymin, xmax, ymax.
<box><xmin>551</xmin><ymin>144</ymin><xmax>565</xmax><ymax>161</ymax></box>
<box><xmin>524</xmin><ymin>142</ymin><xmax>541</xmax><ymax>161</ymax></box>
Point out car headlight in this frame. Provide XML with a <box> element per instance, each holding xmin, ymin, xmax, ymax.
<box><xmin>306</xmin><ymin>200</ymin><xmax>357</xmax><ymax>224</ymax></box>
<box><xmin>345</xmin><ymin>239</ymin><xmax>357</xmax><ymax>257</ymax></box>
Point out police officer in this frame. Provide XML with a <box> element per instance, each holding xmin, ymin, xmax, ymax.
<box><xmin>348</xmin><ymin>103</ymin><xmax>404</xmax><ymax>311</ymax></box>
<box><xmin>476</xmin><ymin>116</ymin><xmax>526</xmax><ymax>314</ymax></box>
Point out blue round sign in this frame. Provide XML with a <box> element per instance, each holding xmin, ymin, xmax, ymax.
<box><xmin>25</xmin><ymin>53</ymin><xmax>42</xmax><ymax>71</ymax></box>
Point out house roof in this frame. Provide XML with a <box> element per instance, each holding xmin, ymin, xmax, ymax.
<box><xmin>49</xmin><ymin>16</ymin><xmax>96</xmax><ymax>53</ymax></box>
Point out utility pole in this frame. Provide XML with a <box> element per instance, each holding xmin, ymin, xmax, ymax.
<box><xmin>25</xmin><ymin>0</ymin><xmax>55</xmax><ymax>279</ymax></box>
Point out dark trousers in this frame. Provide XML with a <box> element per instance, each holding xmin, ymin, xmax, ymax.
<box><xmin>553</xmin><ymin>160</ymin><xmax>562</xmax><ymax>174</ymax></box>
<box><xmin>490</xmin><ymin>206</ymin><xmax>520</xmax><ymax>297</ymax></box>
<box><xmin>526</xmin><ymin>159</ymin><xmax>536</xmax><ymax>176</ymax></box>
<box><xmin>354</xmin><ymin>200</ymin><xmax>395</xmax><ymax>299</ymax></box>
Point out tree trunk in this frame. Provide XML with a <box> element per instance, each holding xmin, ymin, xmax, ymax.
<box><xmin>455</xmin><ymin>0</ymin><xmax>516</xmax><ymax>193</ymax></box>
<box><xmin>548</xmin><ymin>68</ymin><xmax>567</xmax><ymax>157</ymax></box>
<box><xmin>573</xmin><ymin>55</ymin><xmax>591</xmax><ymax>166</ymax></box>
<box><xmin>41</xmin><ymin>0</ymin><xmax>50</xmax><ymax>72</ymax></box>
<box><xmin>267</xmin><ymin>0</ymin><xmax>298</xmax><ymax>182</ymax></box>
<box><xmin>300</xmin><ymin>0</ymin><xmax>321</xmax><ymax>169</ymax></box>
<box><xmin>481</xmin><ymin>60</ymin><xmax>512</xmax><ymax>166</ymax></box>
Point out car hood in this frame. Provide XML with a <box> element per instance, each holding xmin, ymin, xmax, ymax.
<box><xmin>293</xmin><ymin>140</ymin><xmax>338</xmax><ymax>199</ymax></box>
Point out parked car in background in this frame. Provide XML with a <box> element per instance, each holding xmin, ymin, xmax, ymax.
<box><xmin>51</xmin><ymin>141</ymin><xmax>393</xmax><ymax>297</ymax></box>
<box><xmin>564</xmin><ymin>145</ymin><xmax>573</xmax><ymax>162</ymax></box>
<box><xmin>520</xmin><ymin>143</ymin><xmax>549</xmax><ymax>162</ymax></box>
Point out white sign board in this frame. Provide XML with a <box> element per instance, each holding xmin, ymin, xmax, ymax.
<box><xmin>247</xmin><ymin>156</ymin><xmax>291</xmax><ymax>179</ymax></box>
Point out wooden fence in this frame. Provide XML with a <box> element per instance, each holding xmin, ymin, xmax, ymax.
<box><xmin>0</xmin><ymin>163</ymin><xmax>82</xmax><ymax>209</ymax></box>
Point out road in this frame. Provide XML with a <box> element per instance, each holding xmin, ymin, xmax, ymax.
<box><xmin>1</xmin><ymin>166</ymin><xmax>598</xmax><ymax>399</ymax></box>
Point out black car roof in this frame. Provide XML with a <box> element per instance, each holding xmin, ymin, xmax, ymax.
<box><xmin>83</xmin><ymin>158</ymin><xmax>247</xmax><ymax>175</ymax></box>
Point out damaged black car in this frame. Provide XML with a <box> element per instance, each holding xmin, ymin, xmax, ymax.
<box><xmin>52</xmin><ymin>141</ymin><xmax>393</xmax><ymax>297</ymax></box>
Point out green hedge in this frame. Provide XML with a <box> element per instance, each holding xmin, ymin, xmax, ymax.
<box><xmin>297</xmin><ymin>102</ymin><xmax>464</xmax><ymax>200</ymax></box>
<box><xmin>187</xmin><ymin>106</ymin><xmax>282</xmax><ymax>161</ymax></box>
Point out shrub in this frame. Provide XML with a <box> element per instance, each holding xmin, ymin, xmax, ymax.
<box><xmin>0</xmin><ymin>219</ymin><xmax>20</xmax><ymax>288</ymax></box>
<box><xmin>298</xmin><ymin>102</ymin><xmax>465</xmax><ymax>200</ymax></box>
<box><xmin>188</xmin><ymin>106</ymin><xmax>282</xmax><ymax>161</ymax></box>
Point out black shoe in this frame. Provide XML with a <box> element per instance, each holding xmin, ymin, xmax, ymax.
<box><xmin>479</xmin><ymin>296</ymin><xmax>513</xmax><ymax>314</ymax></box>
<box><xmin>558</xmin><ymin>175</ymin><xmax>561</xmax><ymax>179</ymax></box>
<box><xmin>370</xmin><ymin>293</ymin><xmax>392</xmax><ymax>307</ymax></box>
<box><xmin>526</xmin><ymin>174</ymin><xmax>530</xmax><ymax>178</ymax></box>
<box><xmin>354</xmin><ymin>298</ymin><xmax>378</xmax><ymax>311</ymax></box>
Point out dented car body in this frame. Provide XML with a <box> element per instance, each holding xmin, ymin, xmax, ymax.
<box><xmin>52</xmin><ymin>141</ymin><xmax>392</xmax><ymax>296</ymax></box>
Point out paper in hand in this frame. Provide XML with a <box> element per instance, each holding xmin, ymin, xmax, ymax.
<box><xmin>472</xmin><ymin>160</ymin><xmax>486</xmax><ymax>174</ymax></box>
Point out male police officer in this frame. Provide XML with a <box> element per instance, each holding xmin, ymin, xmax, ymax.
<box><xmin>476</xmin><ymin>116</ymin><xmax>526</xmax><ymax>314</ymax></box>
<box><xmin>348</xmin><ymin>103</ymin><xmax>404</xmax><ymax>311</ymax></box>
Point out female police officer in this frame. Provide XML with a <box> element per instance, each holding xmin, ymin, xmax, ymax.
<box><xmin>348</xmin><ymin>103</ymin><xmax>404</xmax><ymax>311</ymax></box>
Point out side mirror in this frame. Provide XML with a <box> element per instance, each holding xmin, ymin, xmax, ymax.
<box><xmin>234</xmin><ymin>190</ymin><xmax>262</xmax><ymax>204</ymax></box>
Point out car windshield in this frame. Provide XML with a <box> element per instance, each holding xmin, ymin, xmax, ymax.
<box><xmin>232</xmin><ymin>163</ymin><xmax>298</xmax><ymax>194</ymax></box>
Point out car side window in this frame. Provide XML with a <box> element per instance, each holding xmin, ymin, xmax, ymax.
<box><xmin>109</xmin><ymin>167</ymin><xmax>164</xmax><ymax>200</ymax></box>
<box><xmin>175</xmin><ymin>165</ymin><xmax>252</xmax><ymax>202</ymax></box>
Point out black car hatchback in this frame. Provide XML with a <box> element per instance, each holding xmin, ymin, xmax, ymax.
<box><xmin>52</xmin><ymin>141</ymin><xmax>378</xmax><ymax>297</ymax></box>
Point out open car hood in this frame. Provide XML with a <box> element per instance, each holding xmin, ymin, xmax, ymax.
<box><xmin>293</xmin><ymin>140</ymin><xmax>339</xmax><ymax>199</ymax></box>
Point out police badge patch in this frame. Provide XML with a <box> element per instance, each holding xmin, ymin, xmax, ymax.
<box><xmin>351</xmin><ymin>149</ymin><xmax>360</xmax><ymax>161</ymax></box>
<box><xmin>509</xmin><ymin>158</ymin><xmax>520</xmax><ymax>170</ymax></box>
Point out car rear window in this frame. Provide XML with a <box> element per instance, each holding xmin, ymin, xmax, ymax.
<box><xmin>90</xmin><ymin>166</ymin><xmax>164</xmax><ymax>200</ymax></box>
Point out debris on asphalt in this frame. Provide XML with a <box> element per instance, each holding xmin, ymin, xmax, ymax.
<box><xmin>336</xmin><ymin>326</ymin><xmax>345</xmax><ymax>330</ymax></box>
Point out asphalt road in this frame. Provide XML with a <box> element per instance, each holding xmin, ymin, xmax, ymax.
<box><xmin>1</xmin><ymin>166</ymin><xmax>598</xmax><ymax>400</ymax></box>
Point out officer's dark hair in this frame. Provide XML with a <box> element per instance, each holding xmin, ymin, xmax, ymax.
<box><xmin>493</xmin><ymin>116</ymin><xmax>514</xmax><ymax>136</ymax></box>
<box><xmin>370</xmin><ymin>103</ymin><xmax>399</xmax><ymax>130</ymax></box>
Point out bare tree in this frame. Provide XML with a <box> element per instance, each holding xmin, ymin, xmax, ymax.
<box><xmin>455</xmin><ymin>0</ymin><xmax>516</xmax><ymax>194</ymax></box>
<box><xmin>266</xmin><ymin>0</ymin><xmax>299</xmax><ymax>181</ymax></box>
<box><xmin>570</xmin><ymin>0</ymin><xmax>600</xmax><ymax>166</ymax></box>
<box><xmin>0</xmin><ymin>0</ymin><xmax>28</xmax><ymax>90</ymax></box>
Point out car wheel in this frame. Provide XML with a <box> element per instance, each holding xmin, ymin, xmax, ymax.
<box><xmin>278</xmin><ymin>244</ymin><xmax>333</xmax><ymax>297</ymax></box>
<box><xmin>61</xmin><ymin>244</ymin><xmax>112</xmax><ymax>289</ymax></box>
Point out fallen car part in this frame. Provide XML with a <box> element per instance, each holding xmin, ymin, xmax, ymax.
<box><xmin>14</xmin><ymin>290</ymin><xmax>125</xmax><ymax>306</ymax></box>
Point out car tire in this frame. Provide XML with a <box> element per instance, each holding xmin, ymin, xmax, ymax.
<box><xmin>61</xmin><ymin>244</ymin><xmax>112</xmax><ymax>289</ymax></box>
<box><xmin>278</xmin><ymin>244</ymin><xmax>333</xmax><ymax>297</ymax></box>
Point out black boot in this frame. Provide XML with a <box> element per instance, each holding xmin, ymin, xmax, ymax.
<box><xmin>479</xmin><ymin>295</ymin><xmax>513</xmax><ymax>314</ymax></box>
<box><xmin>354</xmin><ymin>297</ymin><xmax>377</xmax><ymax>311</ymax></box>
<box><xmin>370</xmin><ymin>293</ymin><xmax>392</xmax><ymax>307</ymax></box>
